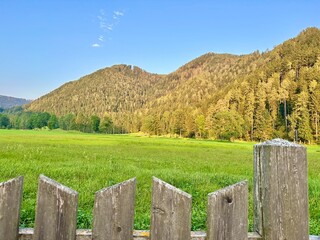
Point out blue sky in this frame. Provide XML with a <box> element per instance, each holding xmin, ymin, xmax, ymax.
<box><xmin>1</xmin><ymin>1</ymin><xmax>320</xmax><ymax>99</ymax></box>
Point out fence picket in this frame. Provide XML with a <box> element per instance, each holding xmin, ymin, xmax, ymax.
<box><xmin>0</xmin><ymin>176</ymin><xmax>23</xmax><ymax>240</ymax></box>
<box><xmin>150</xmin><ymin>177</ymin><xmax>192</xmax><ymax>240</ymax></box>
<box><xmin>254</xmin><ymin>139</ymin><xmax>309</xmax><ymax>240</ymax></box>
<box><xmin>0</xmin><ymin>138</ymin><xmax>318</xmax><ymax>239</ymax></box>
<box><xmin>33</xmin><ymin>175</ymin><xmax>78</xmax><ymax>240</ymax></box>
<box><xmin>207</xmin><ymin>181</ymin><xmax>248</xmax><ymax>240</ymax></box>
<box><xmin>92</xmin><ymin>178</ymin><xmax>136</xmax><ymax>240</ymax></box>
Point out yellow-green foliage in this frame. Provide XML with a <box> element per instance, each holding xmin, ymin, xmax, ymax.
<box><xmin>26</xmin><ymin>28</ymin><xmax>320</xmax><ymax>142</ymax></box>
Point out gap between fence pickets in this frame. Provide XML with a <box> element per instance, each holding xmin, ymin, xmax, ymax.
<box><xmin>17</xmin><ymin>228</ymin><xmax>320</xmax><ymax>240</ymax></box>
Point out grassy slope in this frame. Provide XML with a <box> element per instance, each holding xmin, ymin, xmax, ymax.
<box><xmin>0</xmin><ymin>129</ymin><xmax>319</xmax><ymax>234</ymax></box>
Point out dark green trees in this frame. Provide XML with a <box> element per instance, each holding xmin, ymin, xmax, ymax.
<box><xmin>0</xmin><ymin>114</ymin><xmax>10</xmax><ymax>128</ymax></box>
<box><xmin>91</xmin><ymin>115</ymin><xmax>100</xmax><ymax>133</ymax></box>
<box><xmin>48</xmin><ymin>114</ymin><xmax>59</xmax><ymax>129</ymax></box>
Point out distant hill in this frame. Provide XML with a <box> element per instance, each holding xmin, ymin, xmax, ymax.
<box><xmin>0</xmin><ymin>95</ymin><xmax>31</xmax><ymax>109</ymax></box>
<box><xmin>26</xmin><ymin>65</ymin><xmax>165</xmax><ymax>116</ymax></box>
<box><xmin>26</xmin><ymin>53</ymin><xmax>264</xmax><ymax>118</ymax></box>
<box><xmin>26</xmin><ymin>27</ymin><xmax>320</xmax><ymax>142</ymax></box>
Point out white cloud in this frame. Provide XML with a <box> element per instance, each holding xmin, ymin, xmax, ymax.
<box><xmin>99</xmin><ymin>21</ymin><xmax>109</xmax><ymax>31</ymax></box>
<box><xmin>114</xmin><ymin>11</ymin><xmax>124</xmax><ymax>16</ymax></box>
<box><xmin>107</xmin><ymin>24</ymin><xmax>113</xmax><ymax>31</ymax></box>
<box><xmin>98</xmin><ymin>9</ymin><xmax>109</xmax><ymax>31</ymax></box>
<box><xmin>92</xmin><ymin>9</ymin><xmax>124</xmax><ymax>49</ymax></box>
<box><xmin>98</xmin><ymin>35</ymin><xmax>104</xmax><ymax>42</ymax></box>
<box><xmin>113</xmin><ymin>11</ymin><xmax>124</xmax><ymax>19</ymax></box>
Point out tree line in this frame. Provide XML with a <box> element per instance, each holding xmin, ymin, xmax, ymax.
<box><xmin>135</xmin><ymin>29</ymin><xmax>320</xmax><ymax>143</ymax></box>
<box><xmin>5</xmin><ymin>28</ymin><xmax>320</xmax><ymax>143</ymax></box>
<box><xmin>0</xmin><ymin>109</ymin><xmax>126</xmax><ymax>134</ymax></box>
<box><xmin>111</xmin><ymin>28</ymin><xmax>320</xmax><ymax>143</ymax></box>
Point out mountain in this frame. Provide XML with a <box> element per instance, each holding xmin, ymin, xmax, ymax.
<box><xmin>26</xmin><ymin>27</ymin><xmax>320</xmax><ymax>142</ymax></box>
<box><xmin>26</xmin><ymin>53</ymin><xmax>266</xmax><ymax>117</ymax></box>
<box><xmin>27</xmin><ymin>65</ymin><xmax>165</xmax><ymax>116</ymax></box>
<box><xmin>0</xmin><ymin>95</ymin><xmax>31</xmax><ymax>109</ymax></box>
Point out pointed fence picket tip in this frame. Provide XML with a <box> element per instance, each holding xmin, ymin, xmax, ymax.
<box><xmin>34</xmin><ymin>175</ymin><xmax>78</xmax><ymax>240</ymax></box>
<box><xmin>94</xmin><ymin>177</ymin><xmax>136</xmax><ymax>196</ymax></box>
<box><xmin>151</xmin><ymin>177</ymin><xmax>192</xmax><ymax>240</ymax></box>
<box><xmin>207</xmin><ymin>180</ymin><xmax>248</xmax><ymax>240</ymax></box>
<box><xmin>0</xmin><ymin>176</ymin><xmax>24</xmax><ymax>240</ymax></box>
<box><xmin>37</xmin><ymin>174</ymin><xmax>79</xmax><ymax>196</ymax></box>
<box><xmin>93</xmin><ymin>178</ymin><xmax>137</xmax><ymax>240</ymax></box>
<box><xmin>152</xmin><ymin>177</ymin><xmax>192</xmax><ymax>199</ymax></box>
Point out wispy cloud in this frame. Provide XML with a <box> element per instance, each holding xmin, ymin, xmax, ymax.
<box><xmin>98</xmin><ymin>35</ymin><xmax>104</xmax><ymax>42</ymax></box>
<box><xmin>92</xmin><ymin>9</ymin><xmax>125</xmax><ymax>48</ymax></box>
<box><xmin>113</xmin><ymin>11</ymin><xmax>124</xmax><ymax>19</ymax></box>
<box><xmin>98</xmin><ymin>9</ymin><xmax>108</xmax><ymax>31</ymax></box>
<box><xmin>107</xmin><ymin>24</ymin><xmax>113</xmax><ymax>31</ymax></box>
<box><xmin>114</xmin><ymin>11</ymin><xmax>124</xmax><ymax>16</ymax></box>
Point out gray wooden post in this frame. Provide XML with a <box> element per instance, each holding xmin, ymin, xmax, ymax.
<box><xmin>0</xmin><ymin>176</ymin><xmax>24</xmax><ymax>240</ymax></box>
<box><xmin>92</xmin><ymin>178</ymin><xmax>136</xmax><ymax>240</ymax></box>
<box><xmin>254</xmin><ymin>138</ymin><xmax>309</xmax><ymax>240</ymax></box>
<box><xmin>150</xmin><ymin>177</ymin><xmax>192</xmax><ymax>240</ymax></box>
<box><xmin>207</xmin><ymin>181</ymin><xmax>248</xmax><ymax>240</ymax></box>
<box><xmin>34</xmin><ymin>175</ymin><xmax>78</xmax><ymax>240</ymax></box>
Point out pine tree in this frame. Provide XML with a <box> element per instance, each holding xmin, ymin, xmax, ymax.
<box><xmin>289</xmin><ymin>91</ymin><xmax>313</xmax><ymax>143</ymax></box>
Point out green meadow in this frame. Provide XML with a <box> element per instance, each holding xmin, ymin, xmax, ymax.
<box><xmin>0</xmin><ymin>129</ymin><xmax>319</xmax><ymax>234</ymax></box>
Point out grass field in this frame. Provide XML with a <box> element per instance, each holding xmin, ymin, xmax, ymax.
<box><xmin>0</xmin><ymin>129</ymin><xmax>319</xmax><ymax>234</ymax></box>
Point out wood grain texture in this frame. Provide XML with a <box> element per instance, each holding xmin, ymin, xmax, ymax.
<box><xmin>34</xmin><ymin>175</ymin><xmax>78</xmax><ymax>240</ymax></box>
<box><xmin>254</xmin><ymin>139</ymin><xmax>309</xmax><ymax>240</ymax></box>
<box><xmin>150</xmin><ymin>177</ymin><xmax>192</xmax><ymax>240</ymax></box>
<box><xmin>92</xmin><ymin>178</ymin><xmax>136</xmax><ymax>240</ymax></box>
<box><xmin>207</xmin><ymin>181</ymin><xmax>248</xmax><ymax>240</ymax></box>
<box><xmin>17</xmin><ymin>229</ymin><xmax>320</xmax><ymax>240</ymax></box>
<box><xmin>0</xmin><ymin>176</ymin><xmax>23</xmax><ymax>240</ymax></box>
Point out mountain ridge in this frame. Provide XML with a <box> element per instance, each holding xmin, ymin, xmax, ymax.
<box><xmin>0</xmin><ymin>95</ymin><xmax>32</xmax><ymax>109</ymax></box>
<box><xmin>26</xmin><ymin>27</ymin><xmax>320</xmax><ymax>142</ymax></box>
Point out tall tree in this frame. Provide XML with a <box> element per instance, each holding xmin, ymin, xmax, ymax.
<box><xmin>48</xmin><ymin>114</ymin><xmax>59</xmax><ymax>130</ymax></box>
<box><xmin>289</xmin><ymin>91</ymin><xmax>313</xmax><ymax>143</ymax></box>
<box><xmin>195</xmin><ymin>114</ymin><xmax>206</xmax><ymax>138</ymax></box>
<box><xmin>309</xmin><ymin>80</ymin><xmax>320</xmax><ymax>141</ymax></box>
<box><xmin>59</xmin><ymin>113</ymin><xmax>76</xmax><ymax>131</ymax></box>
<box><xmin>0</xmin><ymin>114</ymin><xmax>10</xmax><ymax>128</ymax></box>
<box><xmin>100</xmin><ymin>114</ymin><xmax>113</xmax><ymax>134</ymax></box>
<box><xmin>253</xmin><ymin>82</ymin><xmax>273</xmax><ymax>141</ymax></box>
<box><xmin>91</xmin><ymin>115</ymin><xmax>101</xmax><ymax>133</ymax></box>
<box><xmin>210</xmin><ymin>110</ymin><xmax>244</xmax><ymax>141</ymax></box>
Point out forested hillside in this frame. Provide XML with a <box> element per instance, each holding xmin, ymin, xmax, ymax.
<box><xmin>24</xmin><ymin>27</ymin><xmax>320</xmax><ymax>143</ymax></box>
<box><xmin>27</xmin><ymin>65</ymin><xmax>165</xmax><ymax>116</ymax></box>
<box><xmin>0</xmin><ymin>95</ymin><xmax>31</xmax><ymax>109</ymax></box>
<box><xmin>204</xmin><ymin>27</ymin><xmax>320</xmax><ymax>143</ymax></box>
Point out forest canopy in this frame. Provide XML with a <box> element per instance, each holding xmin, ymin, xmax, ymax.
<box><xmin>20</xmin><ymin>28</ymin><xmax>320</xmax><ymax>143</ymax></box>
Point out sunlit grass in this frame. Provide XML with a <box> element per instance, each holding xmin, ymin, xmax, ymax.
<box><xmin>0</xmin><ymin>129</ymin><xmax>319</xmax><ymax>234</ymax></box>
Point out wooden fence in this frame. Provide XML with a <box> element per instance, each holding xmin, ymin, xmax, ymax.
<box><xmin>0</xmin><ymin>138</ymin><xmax>319</xmax><ymax>240</ymax></box>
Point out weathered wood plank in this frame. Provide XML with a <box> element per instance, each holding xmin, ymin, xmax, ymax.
<box><xmin>247</xmin><ymin>232</ymin><xmax>262</xmax><ymax>240</ymax></box>
<box><xmin>0</xmin><ymin>176</ymin><xmax>23</xmax><ymax>240</ymax></box>
<box><xmin>254</xmin><ymin>139</ymin><xmax>309</xmax><ymax>240</ymax></box>
<box><xmin>33</xmin><ymin>175</ymin><xmax>78</xmax><ymax>240</ymax></box>
<box><xmin>21</xmin><ymin>229</ymin><xmax>320</xmax><ymax>239</ymax></box>
<box><xmin>207</xmin><ymin>181</ymin><xmax>248</xmax><ymax>240</ymax></box>
<box><xmin>92</xmin><ymin>178</ymin><xmax>136</xmax><ymax>240</ymax></box>
<box><xmin>150</xmin><ymin>177</ymin><xmax>192</xmax><ymax>240</ymax></box>
<box><xmin>18</xmin><ymin>228</ymin><xmax>33</xmax><ymax>240</ymax></box>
